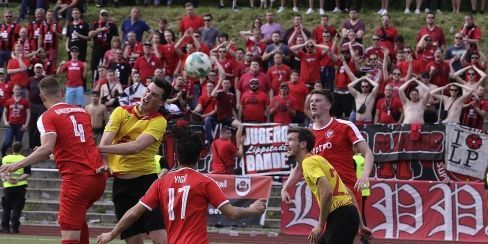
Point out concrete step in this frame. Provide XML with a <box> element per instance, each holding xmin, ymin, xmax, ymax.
<box><xmin>23</xmin><ymin>177</ymin><xmax>113</xmax><ymax>189</ymax></box>
<box><xmin>24</xmin><ymin>199</ymin><xmax>115</xmax><ymax>213</ymax></box>
<box><xmin>20</xmin><ymin>187</ymin><xmax>113</xmax><ymax>202</ymax></box>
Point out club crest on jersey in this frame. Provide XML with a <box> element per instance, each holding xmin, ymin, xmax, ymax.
<box><xmin>326</xmin><ymin>130</ymin><xmax>334</xmax><ymax>138</ymax></box>
<box><xmin>235</xmin><ymin>176</ymin><xmax>251</xmax><ymax>197</ymax></box>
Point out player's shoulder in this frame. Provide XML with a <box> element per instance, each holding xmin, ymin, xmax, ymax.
<box><xmin>333</xmin><ymin>118</ymin><xmax>359</xmax><ymax>130</ymax></box>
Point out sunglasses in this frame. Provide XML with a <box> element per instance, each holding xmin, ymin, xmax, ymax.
<box><xmin>455</xmin><ymin>37</ymin><xmax>463</xmax><ymax>40</ymax></box>
<box><xmin>450</xmin><ymin>89</ymin><xmax>459</xmax><ymax>92</ymax></box>
<box><xmin>203</xmin><ymin>19</ymin><xmax>211</xmax><ymax>21</ymax></box>
<box><xmin>425</xmin><ymin>39</ymin><xmax>432</xmax><ymax>42</ymax></box>
<box><xmin>101</xmin><ymin>13</ymin><xmax>108</xmax><ymax>17</ymax></box>
<box><xmin>393</xmin><ymin>73</ymin><xmax>401</xmax><ymax>76</ymax></box>
<box><xmin>468</xmin><ymin>72</ymin><xmax>476</xmax><ymax>76</ymax></box>
<box><xmin>471</xmin><ymin>56</ymin><xmax>479</xmax><ymax>60</ymax></box>
<box><xmin>306</xmin><ymin>46</ymin><xmax>314</xmax><ymax>48</ymax></box>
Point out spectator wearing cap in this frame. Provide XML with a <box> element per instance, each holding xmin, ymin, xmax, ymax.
<box><xmin>40</xmin><ymin>10</ymin><xmax>62</xmax><ymax>66</ymax></box>
<box><xmin>179</xmin><ymin>2</ymin><xmax>204</xmax><ymax>38</ymax></box>
<box><xmin>27</xmin><ymin>63</ymin><xmax>45</xmax><ymax>148</ymax></box>
<box><xmin>236</xmin><ymin>60</ymin><xmax>272</xmax><ymax>112</ymax></box>
<box><xmin>270</xmin><ymin>82</ymin><xmax>295</xmax><ymax>124</ymax></box>
<box><xmin>0</xmin><ymin>10</ymin><xmax>21</xmax><ymax>68</ymax></box>
<box><xmin>210</xmin><ymin>125</ymin><xmax>240</xmax><ymax>174</ymax></box>
<box><xmin>31</xmin><ymin>48</ymin><xmax>56</xmax><ymax>76</ymax></box>
<box><xmin>0</xmin><ymin>68</ymin><xmax>11</xmax><ymax>121</ymax></box>
<box><xmin>199</xmin><ymin>14</ymin><xmax>220</xmax><ymax>49</ymax></box>
<box><xmin>416</xmin><ymin>12</ymin><xmax>445</xmax><ymax>50</ymax></box>
<box><xmin>133</xmin><ymin>42</ymin><xmax>162</xmax><ymax>85</ymax></box>
<box><xmin>57</xmin><ymin>46</ymin><xmax>87</xmax><ymax>106</ymax></box>
<box><xmin>120</xmin><ymin>7</ymin><xmax>152</xmax><ymax>42</ymax></box>
<box><xmin>7</xmin><ymin>43</ymin><xmax>31</xmax><ymax>97</ymax></box>
<box><xmin>65</xmin><ymin>8</ymin><xmax>90</xmax><ymax>62</ymax></box>
<box><xmin>239</xmin><ymin>78</ymin><xmax>269</xmax><ymax>123</ymax></box>
<box><xmin>88</xmin><ymin>9</ymin><xmax>119</xmax><ymax>84</ymax></box>
<box><xmin>445</xmin><ymin>32</ymin><xmax>468</xmax><ymax>72</ymax></box>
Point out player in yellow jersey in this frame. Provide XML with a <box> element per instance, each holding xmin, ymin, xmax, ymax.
<box><xmin>285</xmin><ymin>127</ymin><xmax>372</xmax><ymax>244</ymax></box>
<box><xmin>98</xmin><ymin>77</ymin><xmax>173</xmax><ymax>244</ymax></box>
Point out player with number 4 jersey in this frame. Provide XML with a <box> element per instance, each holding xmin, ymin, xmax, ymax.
<box><xmin>97</xmin><ymin>127</ymin><xmax>267</xmax><ymax>244</ymax></box>
<box><xmin>0</xmin><ymin>77</ymin><xmax>106</xmax><ymax>244</ymax></box>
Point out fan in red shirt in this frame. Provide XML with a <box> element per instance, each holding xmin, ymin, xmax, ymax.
<box><xmin>270</xmin><ymin>82</ymin><xmax>296</xmax><ymax>124</ymax></box>
<box><xmin>240</xmin><ymin>79</ymin><xmax>270</xmax><ymax>123</ymax></box>
<box><xmin>312</xmin><ymin>16</ymin><xmax>337</xmax><ymax>44</ymax></box>
<box><xmin>7</xmin><ymin>43</ymin><xmax>31</xmax><ymax>89</ymax></box>
<box><xmin>0</xmin><ymin>68</ymin><xmax>11</xmax><ymax>116</ymax></box>
<box><xmin>179</xmin><ymin>2</ymin><xmax>204</xmax><ymax>40</ymax></box>
<box><xmin>133</xmin><ymin>42</ymin><xmax>163</xmax><ymax>84</ymax></box>
<box><xmin>416</xmin><ymin>34</ymin><xmax>437</xmax><ymax>70</ymax></box>
<box><xmin>96</xmin><ymin>127</ymin><xmax>266</xmax><ymax>244</ymax></box>
<box><xmin>160</xmin><ymin>31</ymin><xmax>179</xmax><ymax>78</ymax></box>
<box><xmin>416</xmin><ymin>12</ymin><xmax>445</xmax><ymax>49</ymax></box>
<box><xmin>374</xmin><ymin>15</ymin><xmax>398</xmax><ymax>54</ymax></box>
<box><xmin>123</xmin><ymin>31</ymin><xmax>142</xmax><ymax>67</ymax></box>
<box><xmin>267</xmin><ymin>52</ymin><xmax>291</xmax><ymax>95</ymax></box>
<box><xmin>290</xmin><ymin>40</ymin><xmax>328</xmax><ymax>85</ymax></box>
<box><xmin>236</xmin><ymin>60</ymin><xmax>272</xmax><ymax>109</ymax></box>
<box><xmin>287</xmin><ymin>70</ymin><xmax>309</xmax><ymax>124</ymax></box>
<box><xmin>426</xmin><ymin>49</ymin><xmax>450</xmax><ymax>87</ymax></box>
<box><xmin>0</xmin><ymin>10</ymin><xmax>21</xmax><ymax>67</ymax></box>
<box><xmin>211</xmin><ymin>126</ymin><xmax>239</xmax><ymax>174</ymax></box>
<box><xmin>374</xmin><ymin>83</ymin><xmax>403</xmax><ymax>124</ymax></box>
<box><xmin>1</xmin><ymin>85</ymin><xmax>30</xmax><ymax>156</ymax></box>
<box><xmin>282</xmin><ymin>88</ymin><xmax>374</xmax><ymax>212</ymax></box>
<box><xmin>0</xmin><ymin>77</ymin><xmax>107</xmax><ymax>244</ymax></box>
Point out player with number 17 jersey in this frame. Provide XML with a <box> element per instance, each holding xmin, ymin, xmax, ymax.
<box><xmin>37</xmin><ymin>103</ymin><xmax>103</xmax><ymax>174</ymax></box>
<box><xmin>139</xmin><ymin>168</ymin><xmax>228</xmax><ymax>244</ymax></box>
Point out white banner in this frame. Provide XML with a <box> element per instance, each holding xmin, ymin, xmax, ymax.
<box><xmin>445</xmin><ymin>124</ymin><xmax>488</xmax><ymax>179</ymax></box>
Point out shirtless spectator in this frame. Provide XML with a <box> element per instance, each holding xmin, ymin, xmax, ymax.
<box><xmin>374</xmin><ymin>84</ymin><xmax>403</xmax><ymax>125</ymax></box>
<box><xmin>85</xmin><ymin>91</ymin><xmax>107</xmax><ymax>143</ymax></box>
<box><xmin>452</xmin><ymin>65</ymin><xmax>486</xmax><ymax>91</ymax></box>
<box><xmin>347</xmin><ymin>77</ymin><xmax>379</xmax><ymax>126</ymax></box>
<box><xmin>430</xmin><ymin>83</ymin><xmax>473</xmax><ymax>124</ymax></box>
<box><xmin>399</xmin><ymin>78</ymin><xmax>431</xmax><ymax>124</ymax></box>
<box><xmin>99</xmin><ymin>69</ymin><xmax>123</xmax><ymax>112</ymax></box>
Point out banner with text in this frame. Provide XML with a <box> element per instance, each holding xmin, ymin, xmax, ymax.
<box><xmin>445</xmin><ymin>124</ymin><xmax>488</xmax><ymax>180</ymax></box>
<box><xmin>241</xmin><ymin>123</ymin><xmax>292</xmax><ymax>175</ymax></box>
<box><xmin>281</xmin><ymin>179</ymin><xmax>488</xmax><ymax>242</ymax></box>
<box><xmin>206</xmin><ymin>174</ymin><xmax>272</xmax><ymax>227</ymax></box>
<box><xmin>361</xmin><ymin>124</ymin><xmax>445</xmax><ymax>162</ymax></box>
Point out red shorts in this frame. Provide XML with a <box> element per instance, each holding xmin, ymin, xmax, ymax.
<box><xmin>58</xmin><ymin>174</ymin><xmax>106</xmax><ymax>230</ymax></box>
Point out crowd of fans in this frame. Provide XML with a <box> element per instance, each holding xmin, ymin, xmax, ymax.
<box><xmin>0</xmin><ymin>3</ymin><xmax>485</xmax><ymax>162</ymax></box>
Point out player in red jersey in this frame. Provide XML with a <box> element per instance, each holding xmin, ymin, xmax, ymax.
<box><xmin>0</xmin><ymin>77</ymin><xmax>107</xmax><ymax>244</ymax></box>
<box><xmin>282</xmin><ymin>88</ymin><xmax>373</xmax><ymax>212</ymax></box>
<box><xmin>97</xmin><ymin>127</ymin><xmax>266</xmax><ymax>244</ymax></box>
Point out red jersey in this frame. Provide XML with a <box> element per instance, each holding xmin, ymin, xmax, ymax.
<box><xmin>41</xmin><ymin>21</ymin><xmax>62</xmax><ymax>51</ymax></box>
<box><xmin>4</xmin><ymin>97</ymin><xmax>29</xmax><ymax>124</ymax></box>
<box><xmin>375</xmin><ymin>97</ymin><xmax>403</xmax><ymax>124</ymax></box>
<box><xmin>267</xmin><ymin>64</ymin><xmax>292</xmax><ymax>95</ymax></box>
<box><xmin>319</xmin><ymin>41</ymin><xmax>338</xmax><ymax>67</ymax></box>
<box><xmin>216</xmin><ymin>90</ymin><xmax>236</xmax><ymax>121</ymax></box>
<box><xmin>416</xmin><ymin>26</ymin><xmax>445</xmax><ymax>47</ymax></box>
<box><xmin>27</xmin><ymin>20</ymin><xmax>46</xmax><ymax>49</ymax></box>
<box><xmin>462</xmin><ymin>98</ymin><xmax>488</xmax><ymax>129</ymax></box>
<box><xmin>364</xmin><ymin>46</ymin><xmax>384</xmax><ymax>60</ymax></box>
<box><xmin>287</xmin><ymin>81</ymin><xmax>308</xmax><ymax>112</ymax></box>
<box><xmin>140</xmin><ymin>168</ymin><xmax>228</xmax><ymax>244</ymax></box>
<box><xmin>18</xmin><ymin>39</ymin><xmax>36</xmax><ymax>55</ymax></box>
<box><xmin>0</xmin><ymin>22</ymin><xmax>21</xmax><ymax>51</ymax></box>
<box><xmin>312</xmin><ymin>118</ymin><xmax>364</xmax><ymax>187</ymax></box>
<box><xmin>245</xmin><ymin>39</ymin><xmax>266</xmax><ymax>57</ymax></box>
<box><xmin>161</xmin><ymin>44</ymin><xmax>179</xmax><ymax>74</ymax></box>
<box><xmin>270</xmin><ymin>95</ymin><xmax>295</xmax><ymax>124</ymax></box>
<box><xmin>0</xmin><ymin>82</ymin><xmax>11</xmax><ymax>106</ymax></box>
<box><xmin>375</xmin><ymin>26</ymin><xmax>398</xmax><ymax>53</ymax></box>
<box><xmin>37</xmin><ymin>103</ymin><xmax>103</xmax><ymax>176</ymax></box>
<box><xmin>7</xmin><ymin>58</ymin><xmax>31</xmax><ymax>87</ymax></box>
<box><xmin>133</xmin><ymin>55</ymin><xmax>162</xmax><ymax>84</ymax></box>
<box><xmin>61</xmin><ymin>60</ymin><xmax>85</xmax><ymax>87</ymax></box>
<box><xmin>426</xmin><ymin>61</ymin><xmax>450</xmax><ymax>87</ymax></box>
<box><xmin>335</xmin><ymin>60</ymin><xmax>357</xmax><ymax>89</ymax></box>
<box><xmin>179</xmin><ymin>15</ymin><xmax>204</xmax><ymax>34</ymax></box>
<box><xmin>297</xmin><ymin>50</ymin><xmax>323</xmax><ymax>85</ymax></box>
<box><xmin>126</xmin><ymin>42</ymin><xmax>143</xmax><ymax>66</ymax></box>
<box><xmin>241</xmin><ymin>90</ymin><xmax>269</xmax><ymax>123</ymax></box>
<box><xmin>197</xmin><ymin>95</ymin><xmax>217</xmax><ymax>115</ymax></box>
<box><xmin>417</xmin><ymin>46</ymin><xmax>436</xmax><ymax>69</ymax></box>
<box><xmin>211</xmin><ymin>139</ymin><xmax>237</xmax><ymax>174</ymax></box>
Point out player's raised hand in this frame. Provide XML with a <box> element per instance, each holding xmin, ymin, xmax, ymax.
<box><xmin>97</xmin><ymin>232</ymin><xmax>115</xmax><ymax>244</ymax></box>
<box><xmin>249</xmin><ymin>198</ymin><xmax>267</xmax><ymax>214</ymax></box>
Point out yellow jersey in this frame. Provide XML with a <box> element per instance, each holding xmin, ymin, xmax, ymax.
<box><xmin>105</xmin><ymin>105</ymin><xmax>167</xmax><ymax>175</ymax></box>
<box><xmin>302</xmin><ymin>154</ymin><xmax>353</xmax><ymax>213</ymax></box>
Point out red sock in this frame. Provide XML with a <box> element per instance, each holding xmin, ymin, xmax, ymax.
<box><xmin>80</xmin><ymin>223</ymin><xmax>89</xmax><ymax>244</ymax></box>
<box><xmin>61</xmin><ymin>240</ymin><xmax>80</xmax><ymax>244</ymax></box>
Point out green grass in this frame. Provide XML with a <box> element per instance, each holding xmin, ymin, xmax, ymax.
<box><xmin>7</xmin><ymin>2</ymin><xmax>488</xmax><ymax>87</ymax></box>
<box><xmin>0</xmin><ymin>235</ymin><xmax>126</xmax><ymax>243</ymax></box>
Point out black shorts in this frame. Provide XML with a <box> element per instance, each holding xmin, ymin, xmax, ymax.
<box><xmin>113</xmin><ymin>173</ymin><xmax>165</xmax><ymax>239</ymax></box>
<box><xmin>318</xmin><ymin>205</ymin><xmax>359</xmax><ymax>244</ymax></box>
<box><xmin>218</xmin><ymin>117</ymin><xmax>235</xmax><ymax>127</ymax></box>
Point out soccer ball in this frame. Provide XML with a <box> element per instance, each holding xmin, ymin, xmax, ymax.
<box><xmin>184</xmin><ymin>52</ymin><xmax>212</xmax><ymax>78</ymax></box>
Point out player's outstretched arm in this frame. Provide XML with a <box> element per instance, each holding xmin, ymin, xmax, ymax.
<box><xmin>281</xmin><ymin>164</ymin><xmax>303</xmax><ymax>204</ymax></box>
<box><xmin>0</xmin><ymin>133</ymin><xmax>56</xmax><ymax>174</ymax></box>
<box><xmin>97</xmin><ymin>203</ymin><xmax>147</xmax><ymax>244</ymax></box>
<box><xmin>220</xmin><ymin>198</ymin><xmax>267</xmax><ymax>220</ymax></box>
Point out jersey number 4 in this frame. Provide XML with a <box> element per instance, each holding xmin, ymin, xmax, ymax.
<box><xmin>329</xmin><ymin>168</ymin><xmax>347</xmax><ymax>196</ymax></box>
<box><xmin>70</xmin><ymin>115</ymin><xmax>86</xmax><ymax>142</ymax></box>
<box><xmin>168</xmin><ymin>186</ymin><xmax>190</xmax><ymax>220</ymax></box>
